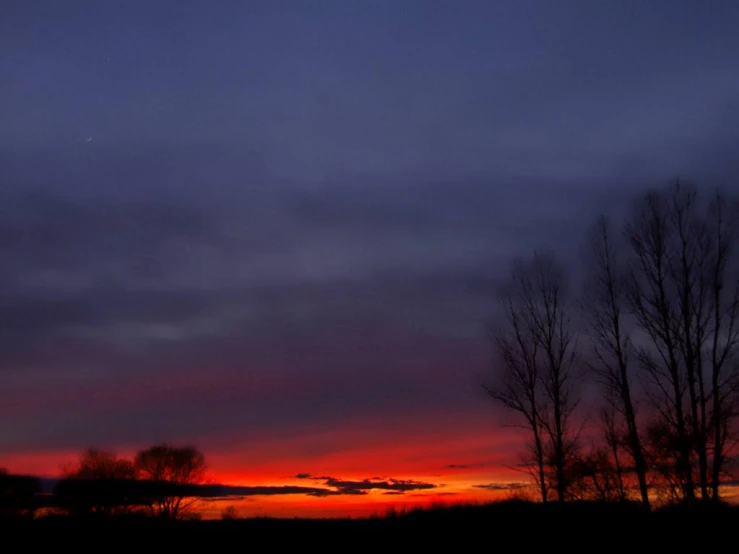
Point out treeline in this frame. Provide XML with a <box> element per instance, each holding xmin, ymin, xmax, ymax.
<box><xmin>0</xmin><ymin>444</ymin><xmax>206</xmax><ymax>520</ymax></box>
<box><xmin>488</xmin><ymin>180</ymin><xmax>739</xmax><ymax>508</ymax></box>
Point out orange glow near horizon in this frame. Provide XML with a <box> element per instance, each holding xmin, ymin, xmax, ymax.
<box><xmin>6</xmin><ymin>421</ymin><xmax>738</xmax><ymax>518</ymax></box>
<box><xmin>0</xmin><ymin>413</ymin><xmax>527</xmax><ymax>518</ymax></box>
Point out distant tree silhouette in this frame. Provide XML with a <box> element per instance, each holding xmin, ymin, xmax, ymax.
<box><xmin>57</xmin><ymin>449</ymin><xmax>139</xmax><ymax>517</ymax></box>
<box><xmin>62</xmin><ymin>449</ymin><xmax>136</xmax><ymax>482</ymax></box>
<box><xmin>645</xmin><ymin>420</ymin><xmax>685</xmax><ymax>504</ymax></box>
<box><xmin>488</xmin><ymin>252</ymin><xmax>581</xmax><ymax>502</ymax></box>
<box><xmin>134</xmin><ymin>444</ymin><xmax>207</xmax><ymax>520</ymax></box>
<box><xmin>0</xmin><ymin>469</ymin><xmax>42</xmax><ymax>519</ymax></box>
<box><xmin>568</xmin><ymin>446</ymin><xmax>624</xmax><ymax>502</ymax></box>
<box><xmin>600</xmin><ymin>405</ymin><xmax>628</xmax><ymax>501</ymax></box>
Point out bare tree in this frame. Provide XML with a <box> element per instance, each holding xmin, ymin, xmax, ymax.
<box><xmin>486</xmin><ymin>180</ymin><xmax>739</xmax><ymax>505</ymax></box>
<box><xmin>531</xmin><ymin>253</ymin><xmax>580</xmax><ymax>502</ymax></box>
<box><xmin>487</xmin><ymin>277</ymin><xmax>548</xmax><ymax>503</ymax></box>
<box><xmin>134</xmin><ymin>444</ymin><xmax>207</xmax><ymax>520</ymax></box>
<box><xmin>61</xmin><ymin>448</ymin><xmax>136</xmax><ymax>482</ymax></box>
<box><xmin>624</xmin><ymin>188</ymin><xmax>695</xmax><ymax>503</ymax></box>
<box><xmin>669</xmin><ymin>184</ymin><xmax>712</xmax><ymax>500</ymax></box>
<box><xmin>623</xmin><ymin>181</ymin><xmax>739</xmax><ymax>503</ymax></box>
<box><xmin>488</xmin><ymin>252</ymin><xmax>580</xmax><ymax>502</ymax></box>
<box><xmin>57</xmin><ymin>449</ymin><xmax>138</xmax><ymax>517</ymax></box>
<box><xmin>705</xmin><ymin>191</ymin><xmax>739</xmax><ymax>500</ymax></box>
<box><xmin>584</xmin><ymin>215</ymin><xmax>650</xmax><ymax>508</ymax></box>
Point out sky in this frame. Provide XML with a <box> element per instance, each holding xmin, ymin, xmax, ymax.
<box><xmin>1</xmin><ymin>0</ymin><xmax>739</xmax><ymax>517</ymax></box>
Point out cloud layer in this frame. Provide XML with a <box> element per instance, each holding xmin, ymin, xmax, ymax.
<box><xmin>295</xmin><ymin>474</ymin><xmax>437</xmax><ymax>495</ymax></box>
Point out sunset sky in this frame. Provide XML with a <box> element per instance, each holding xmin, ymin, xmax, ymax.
<box><xmin>2</xmin><ymin>1</ymin><xmax>739</xmax><ymax>517</ymax></box>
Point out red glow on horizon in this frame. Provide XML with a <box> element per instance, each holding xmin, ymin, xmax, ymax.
<box><xmin>0</xmin><ymin>413</ymin><xmax>526</xmax><ymax>518</ymax></box>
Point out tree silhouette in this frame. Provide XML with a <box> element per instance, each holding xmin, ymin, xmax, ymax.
<box><xmin>624</xmin><ymin>182</ymin><xmax>739</xmax><ymax>503</ymax></box>
<box><xmin>221</xmin><ymin>504</ymin><xmax>238</xmax><ymax>520</ymax></box>
<box><xmin>134</xmin><ymin>444</ymin><xmax>207</xmax><ymax>520</ymax></box>
<box><xmin>488</xmin><ymin>180</ymin><xmax>739</xmax><ymax>506</ymax></box>
<box><xmin>583</xmin><ymin>215</ymin><xmax>650</xmax><ymax>508</ymax></box>
<box><xmin>56</xmin><ymin>449</ymin><xmax>139</xmax><ymax>517</ymax></box>
<box><xmin>0</xmin><ymin>469</ymin><xmax>42</xmax><ymax>519</ymax></box>
<box><xmin>488</xmin><ymin>252</ymin><xmax>581</xmax><ymax>502</ymax></box>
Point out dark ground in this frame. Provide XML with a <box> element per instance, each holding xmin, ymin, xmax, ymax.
<box><xmin>2</xmin><ymin>500</ymin><xmax>737</xmax><ymax>548</ymax></box>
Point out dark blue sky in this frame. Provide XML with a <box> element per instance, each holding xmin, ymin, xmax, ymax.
<box><xmin>1</xmin><ymin>1</ymin><xmax>738</xmax><ymax>482</ymax></box>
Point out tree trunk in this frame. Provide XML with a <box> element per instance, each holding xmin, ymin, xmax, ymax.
<box><xmin>622</xmin><ymin>382</ymin><xmax>650</xmax><ymax>508</ymax></box>
<box><xmin>711</xmin><ymin>379</ymin><xmax>722</xmax><ymax>500</ymax></box>
<box><xmin>534</xmin><ymin>426</ymin><xmax>547</xmax><ymax>503</ymax></box>
<box><xmin>553</xmin><ymin>390</ymin><xmax>566</xmax><ymax>502</ymax></box>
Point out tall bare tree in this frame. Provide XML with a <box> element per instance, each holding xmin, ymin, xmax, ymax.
<box><xmin>624</xmin><ymin>181</ymin><xmax>739</xmax><ymax>502</ymax></box>
<box><xmin>625</xmin><ymin>186</ymin><xmax>695</xmax><ymax>502</ymax></box>
<box><xmin>487</xmin><ymin>275</ymin><xmax>548</xmax><ymax>503</ymax></box>
<box><xmin>488</xmin><ymin>252</ymin><xmax>580</xmax><ymax>502</ymax></box>
<box><xmin>705</xmin><ymin>191</ymin><xmax>739</xmax><ymax>500</ymax></box>
<box><xmin>533</xmin><ymin>254</ymin><xmax>580</xmax><ymax>502</ymax></box>
<box><xmin>487</xmin><ymin>180</ymin><xmax>739</xmax><ymax>505</ymax></box>
<box><xmin>584</xmin><ymin>215</ymin><xmax>650</xmax><ymax>508</ymax></box>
